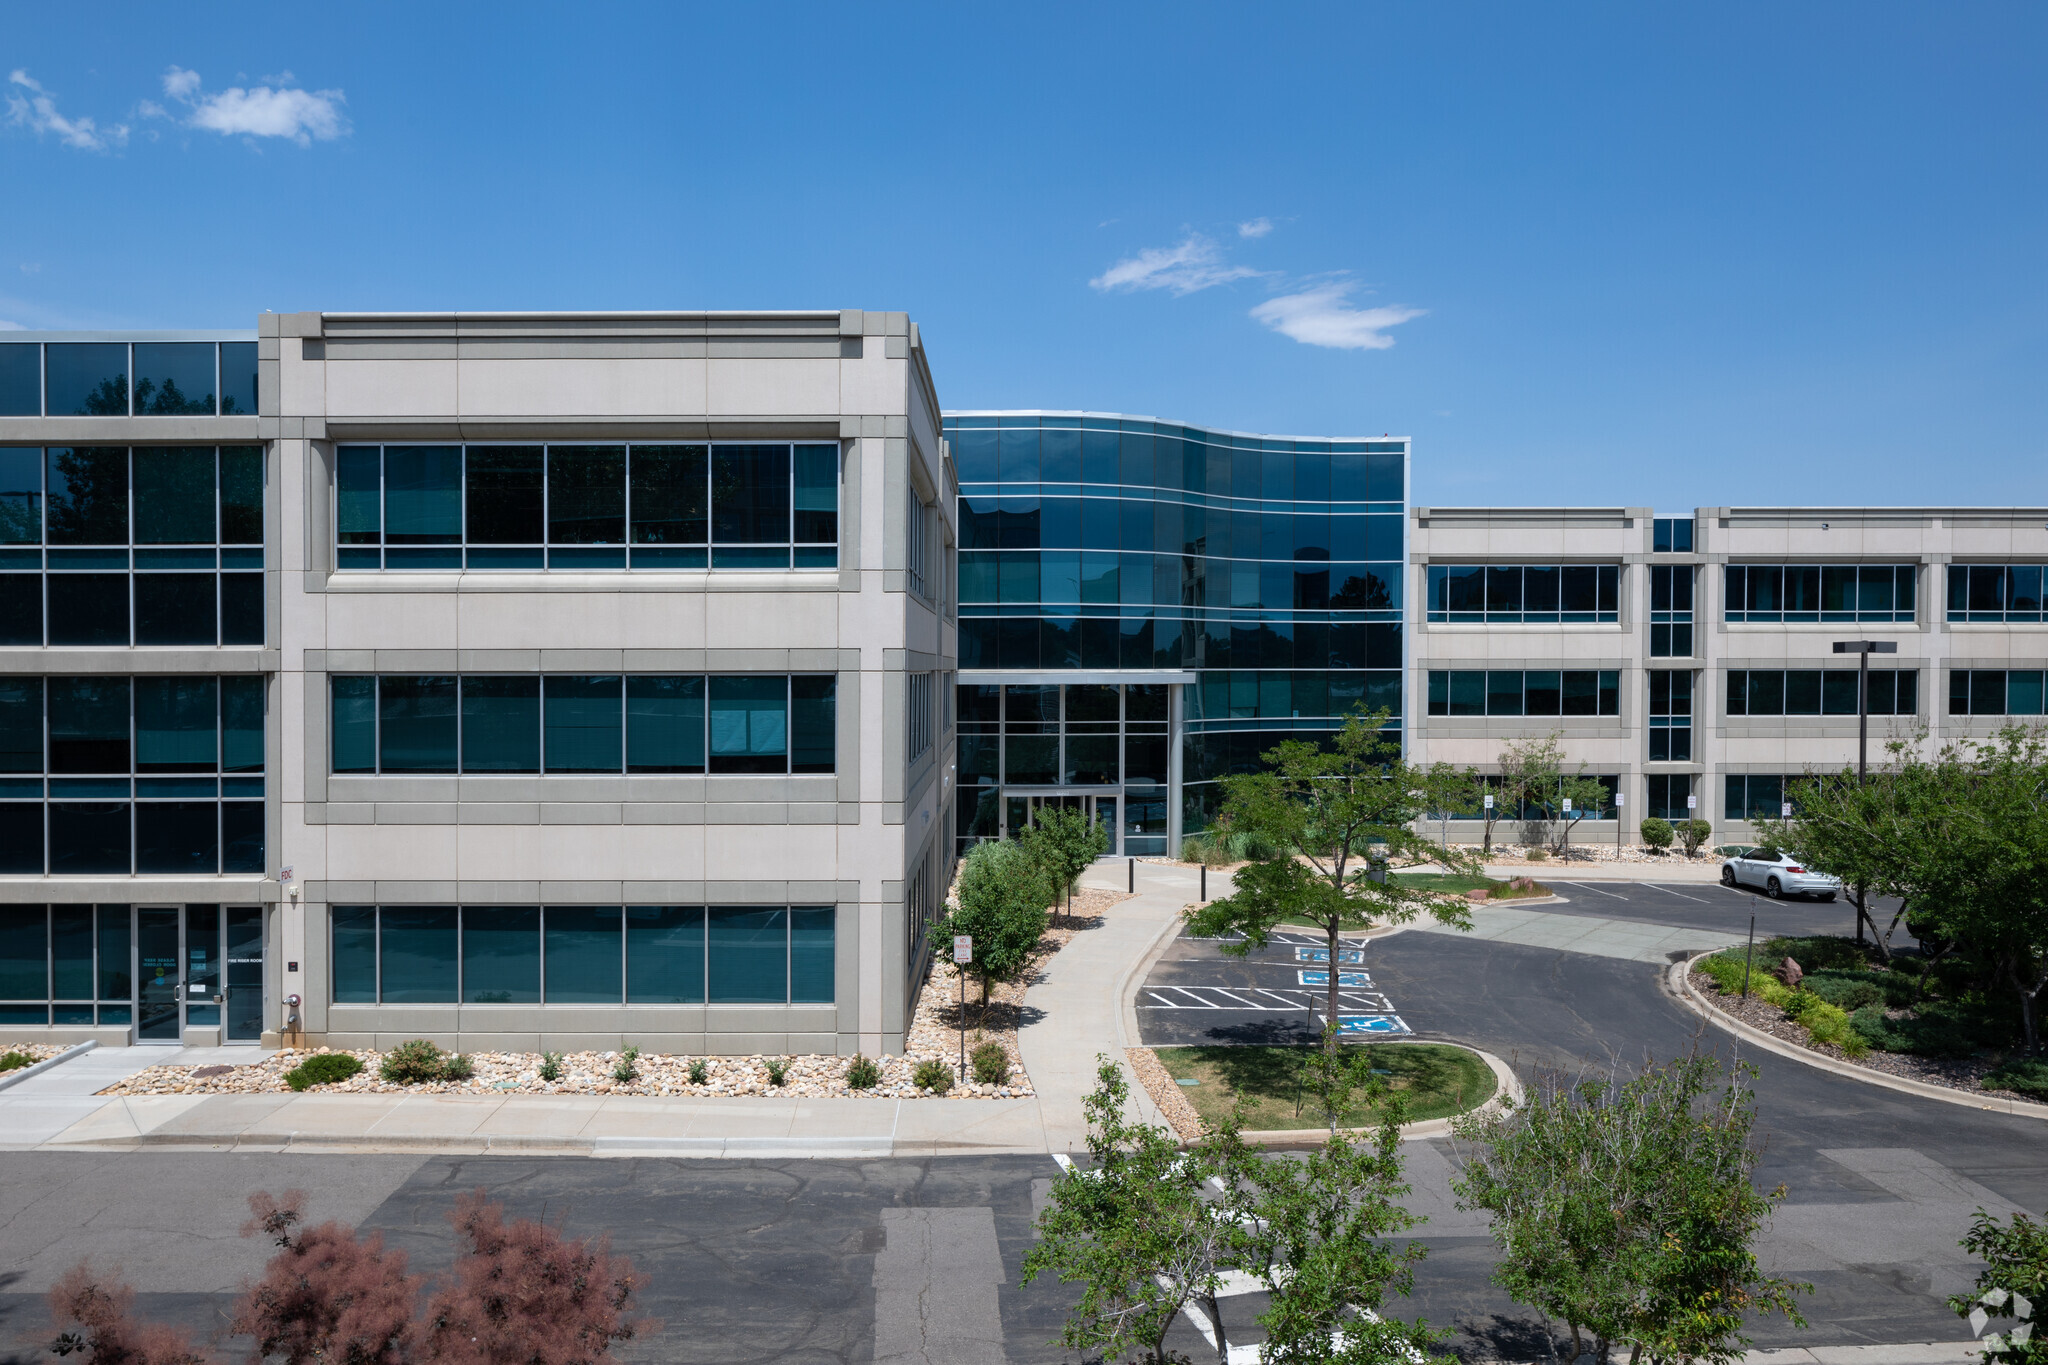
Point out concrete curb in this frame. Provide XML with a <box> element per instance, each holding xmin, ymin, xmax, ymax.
<box><xmin>1669</xmin><ymin>950</ymin><xmax>2048</xmax><ymax>1122</ymax></box>
<box><xmin>0</xmin><ymin>1040</ymin><xmax>96</xmax><ymax>1092</ymax></box>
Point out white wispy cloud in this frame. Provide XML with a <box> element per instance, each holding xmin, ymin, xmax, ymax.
<box><xmin>161</xmin><ymin>67</ymin><xmax>348</xmax><ymax>146</ymax></box>
<box><xmin>1237</xmin><ymin>217</ymin><xmax>1273</xmax><ymax>239</ymax></box>
<box><xmin>1249</xmin><ymin>281</ymin><xmax>1425</xmax><ymax>351</ymax></box>
<box><xmin>5</xmin><ymin>70</ymin><xmax>128</xmax><ymax>150</ymax></box>
<box><xmin>1089</xmin><ymin>234</ymin><xmax>1266</xmax><ymax>296</ymax></box>
<box><xmin>0</xmin><ymin>320</ymin><xmax>23</xmax><ymax>331</ymax></box>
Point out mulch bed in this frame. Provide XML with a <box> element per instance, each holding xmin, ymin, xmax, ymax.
<box><xmin>1689</xmin><ymin>965</ymin><xmax>2041</xmax><ymax>1104</ymax></box>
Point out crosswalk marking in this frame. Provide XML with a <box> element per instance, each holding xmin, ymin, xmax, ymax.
<box><xmin>1140</xmin><ymin>985</ymin><xmax>1395</xmax><ymax>1012</ymax></box>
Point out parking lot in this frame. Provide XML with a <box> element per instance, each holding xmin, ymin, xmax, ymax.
<box><xmin>1138</xmin><ymin>876</ymin><xmax>1911</xmax><ymax>1050</ymax></box>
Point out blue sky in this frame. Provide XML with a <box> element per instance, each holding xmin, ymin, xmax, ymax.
<box><xmin>4</xmin><ymin>3</ymin><xmax>2043</xmax><ymax>510</ymax></box>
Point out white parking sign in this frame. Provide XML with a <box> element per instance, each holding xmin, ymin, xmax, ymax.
<box><xmin>953</xmin><ymin>935</ymin><xmax>972</xmax><ymax>964</ymax></box>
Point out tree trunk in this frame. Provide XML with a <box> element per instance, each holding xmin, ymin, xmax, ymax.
<box><xmin>1202</xmin><ymin>1291</ymin><xmax>1227</xmax><ymax>1363</ymax></box>
<box><xmin>1326</xmin><ymin>919</ymin><xmax>1342</xmax><ymax>1054</ymax></box>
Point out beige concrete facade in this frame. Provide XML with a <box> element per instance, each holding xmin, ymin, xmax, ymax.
<box><xmin>1409</xmin><ymin>506</ymin><xmax>2048</xmax><ymax>846</ymax></box>
<box><xmin>263</xmin><ymin>310</ymin><xmax>957</xmax><ymax>1057</ymax></box>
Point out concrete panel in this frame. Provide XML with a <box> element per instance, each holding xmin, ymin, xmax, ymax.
<box><xmin>324</xmin><ymin>359</ymin><xmax>460</xmax><ymax>416</ymax></box>
<box><xmin>452</xmin><ymin>358</ymin><xmax>709</xmax><ymax>416</ymax></box>
<box><xmin>705</xmin><ymin>358</ymin><xmax>839</xmax><ymax>415</ymax></box>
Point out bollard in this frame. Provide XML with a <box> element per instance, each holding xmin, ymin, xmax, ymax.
<box><xmin>1128</xmin><ymin>857</ymin><xmax>1135</xmax><ymax>892</ymax></box>
<box><xmin>1200</xmin><ymin>863</ymin><xmax>1207</xmax><ymax>901</ymax></box>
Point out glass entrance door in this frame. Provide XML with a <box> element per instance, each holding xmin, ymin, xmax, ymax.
<box><xmin>137</xmin><ymin>907</ymin><xmax>182</xmax><ymax>1041</ymax></box>
<box><xmin>133</xmin><ymin>904</ymin><xmax>264</xmax><ymax>1042</ymax></box>
<box><xmin>1001</xmin><ymin>791</ymin><xmax>1120</xmax><ymax>856</ymax></box>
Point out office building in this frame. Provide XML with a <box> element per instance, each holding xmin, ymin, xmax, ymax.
<box><xmin>945</xmin><ymin>412</ymin><xmax>1406</xmax><ymax>854</ymax></box>
<box><xmin>1407</xmin><ymin>506</ymin><xmax>2048</xmax><ymax>841</ymax></box>
<box><xmin>0</xmin><ymin>310</ymin><xmax>956</xmax><ymax>1056</ymax></box>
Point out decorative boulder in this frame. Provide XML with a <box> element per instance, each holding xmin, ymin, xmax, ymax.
<box><xmin>1465</xmin><ymin>888</ymin><xmax>1491</xmax><ymax>902</ymax></box>
<box><xmin>1775</xmin><ymin>956</ymin><xmax>1804</xmax><ymax>988</ymax></box>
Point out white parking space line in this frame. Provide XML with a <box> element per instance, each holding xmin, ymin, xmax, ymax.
<box><xmin>1562</xmin><ymin>880</ymin><xmax>1631</xmax><ymax>900</ymax></box>
<box><xmin>1649</xmin><ymin>884</ymin><xmax>1715</xmax><ymax>903</ymax></box>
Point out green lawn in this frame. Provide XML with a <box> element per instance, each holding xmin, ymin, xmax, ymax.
<box><xmin>1153</xmin><ymin>1042</ymin><xmax>1496</xmax><ymax>1131</ymax></box>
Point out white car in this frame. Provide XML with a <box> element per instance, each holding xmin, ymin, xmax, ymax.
<box><xmin>1720</xmin><ymin>847</ymin><xmax>1841</xmax><ymax>900</ymax></box>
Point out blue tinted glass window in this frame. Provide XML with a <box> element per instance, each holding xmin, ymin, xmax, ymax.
<box><xmin>710</xmin><ymin>676</ymin><xmax>787</xmax><ymax>774</ymax></box>
<box><xmin>627</xmin><ymin>675</ymin><xmax>705</xmax><ymax>773</ymax></box>
<box><xmin>332</xmin><ymin>906</ymin><xmax>377</xmax><ymax>1002</ymax></box>
<box><xmin>330</xmin><ymin>677</ymin><xmax>375</xmax><ymax>773</ymax></box>
<box><xmin>1040</xmin><ymin>428</ymin><xmax>1081</xmax><ymax>481</ymax></box>
<box><xmin>789</xmin><ymin>906</ymin><xmax>834</xmax><ymax>1003</ymax></box>
<box><xmin>45</xmin><ymin>344</ymin><xmax>128</xmax><ymax>416</ymax></box>
<box><xmin>0</xmin><ymin>905</ymin><xmax>45</xmax><ymax>1000</ymax></box>
<box><xmin>378</xmin><ymin>676</ymin><xmax>457</xmax><ymax>772</ymax></box>
<box><xmin>0</xmin><ymin>346</ymin><xmax>38</xmax><ymax>416</ymax></box>
<box><xmin>630</xmin><ymin>444</ymin><xmax>708</xmax><ymax>544</ymax></box>
<box><xmin>135</xmin><ymin>801</ymin><xmax>217</xmax><ymax>873</ymax></box>
<box><xmin>462</xmin><ymin>676</ymin><xmax>540</xmax><ymax>772</ymax></box>
<box><xmin>547</xmin><ymin>445</ymin><xmax>625</xmax><ymax>544</ymax></box>
<box><xmin>466</xmin><ymin>446</ymin><xmax>543</xmax><ymax>545</ymax></box>
<box><xmin>384</xmin><ymin>447</ymin><xmax>462</xmax><ymax>543</ymax></box>
<box><xmin>627</xmin><ymin>905</ymin><xmax>703</xmax><ymax>1002</ymax></box>
<box><xmin>132</xmin><ymin>344</ymin><xmax>216</xmax><ymax>416</ymax></box>
<box><xmin>0</xmin><ymin>679</ymin><xmax>41</xmax><ymax>772</ymax></box>
<box><xmin>708</xmin><ymin>906</ymin><xmax>785</xmax><ymax>1003</ymax></box>
<box><xmin>791</xmin><ymin>676</ymin><xmax>835</xmax><ymax>774</ymax></box>
<box><xmin>953</xmin><ymin>428</ymin><xmax>998</xmax><ymax>482</ymax></box>
<box><xmin>712</xmin><ymin>445</ymin><xmax>790</xmax><ymax>543</ymax></box>
<box><xmin>136</xmin><ymin>677</ymin><xmax>217</xmax><ymax>773</ymax></box>
<box><xmin>46</xmin><ymin>447</ymin><xmax>128</xmax><ymax>544</ymax></box>
<box><xmin>220</xmin><ymin>342</ymin><xmax>257</xmax><ymax>415</ymax></box>
<box><xmin>133</xmin><ymin>447</ymin><xmax>215</xmax><ymax>544</ymax></box>
<box><xmin>543</xmin><ymin>905</ymin><xmax>620</xmax><ymax>1003</ymax></box>
<box><xmin>0</xmin><ymin>447</ymin><xmax>42</xmax><ymax>543</ymax></box>
<box><xmin>219</xmin><ymin>446</ymin><xmax>262</xmax><ymax>544</ymax></box>
<box><xmin>379</xmin><ymin>907</ymin><xmax>456</xmax><ymax>1003</ymax></box>
<box><xmin>49</xmin><ymin>802</ymin><xmax>127</xmax><ymax>874</ymax></box>
<box><xmin>463</xmin><ymin>906</ymin><xmax>539</xmax><ymax>1003</ymax></box>
<box><xmin>999</xmin><ymin>429</ymin><xmax>1040</xmax><ymax>483</ymax></box>
<box><xmin>336</xmin><ymin>447</ymin><xmax>381</xmax><ymax>545</ymax></box>
<box><xmin>49</xmin><ymin>678</ymin><xmax>129</xmax><ymax>773</ymax></box>
<box><xmin>543</xmin><ymin>675</ymin><xmax>622</xmax><ymax>773</ymax></box>
<box><xmin>792</xmin><ymin>444</ymin><xmax>838</xmax><ymax>544</ymax></box>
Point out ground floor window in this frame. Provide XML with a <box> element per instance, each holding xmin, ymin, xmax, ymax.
<box><xmin>1646</xmin><ymin>774</ymin><xmax>1695</xmax><ymax>821</ymax></box>
<box><xmin>0</xmin><ymin>902</ymin><xmax>262</xmax><ymax>1037</ymax></box>
<box><xmin>331</xmin><ymin>904</ymin><xmax>834</xmax><ymax>1006</ymax></box>
<box><xmin>1725</xmin><ymin>775</ymin><xmax>1800</xmax><ymax>821</ymax></box>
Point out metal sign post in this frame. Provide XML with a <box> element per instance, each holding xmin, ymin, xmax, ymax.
<box><xmin>1614</xmin><ymin>790</ymin><xmax>1625</xmax><ymax>855</ymax></box>
<box><xmin>1741</xmin><ymin>905</ymin><xmax>1756</xmax><ymax>998</ymax></box>
<box><xmin>953</xmin><ymin>935</ymin><xmax>973</xmax><ymax>1080</ymax></box>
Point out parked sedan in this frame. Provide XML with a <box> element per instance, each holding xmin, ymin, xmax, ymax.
<box><xmin>1720</xmin><ymin>847</ymin><xmax>1841</xmax><ymax>900</ymax></box>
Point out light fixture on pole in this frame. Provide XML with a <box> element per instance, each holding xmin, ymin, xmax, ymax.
<box><xmin>1831</xmin><ymin>640</ymin><xmax>1899</xmax><ymax>780</ymax></box>
<box><xmin>1831</xmin><ymin>639</ymin><xmax>1898</xmax><ymax>946</ymax></box>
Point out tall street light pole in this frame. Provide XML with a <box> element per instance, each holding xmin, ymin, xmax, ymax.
<box><xmin>1831</xmin><ymin>639</ymin><xmax>1898</xmax><ymax>944</ymax></box>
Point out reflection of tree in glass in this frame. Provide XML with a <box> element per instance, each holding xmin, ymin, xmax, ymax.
<box><xmin>0</xmin><ymin>492</ymin><xmax>37</xmax><ymax>544</ymax></box>
<box><xmin>75</xmin><ymin>376</ymin><xmax>128</xmax><ymax>416</ymax></box>
<box><xmin>47</xmin><ymin>448</ymin><xmax>129</xmax><ymax>544</ymax></box>
<box><xmin>134</xmin><ymin>376</ymin><xmax>214</xmax><ymax>416</ymax></box>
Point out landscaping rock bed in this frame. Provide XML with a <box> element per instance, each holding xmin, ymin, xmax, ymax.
<box><xmin>99</xmin><ymin>882</ymin><xmax>1134</xmax><ymax>1102</ymax></box>
<box><xmin>1</xmin><ymin>1042</ymin><xmax>69</xmax><ymax>1067</ymax></box>
<box><xmin>1126</xmin><ymin>1044</ymin><xmax>1205</xmax><ymax>1141</ymax></box>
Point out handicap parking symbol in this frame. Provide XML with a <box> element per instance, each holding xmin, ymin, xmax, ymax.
<box><xmin>1294</xmin><ymin>947</ymin><xmax>1365</xmax><ymax>965</ymax></box>
<box><xmin>1335</xmin><ymin>1015</ymin><xmax>1411</xmax><ymax>1036</ymax></box>
<box><xmin>1298</xmin><ymin>970</ymin><xmax>1370</xmax><ymax>988</ymax></box>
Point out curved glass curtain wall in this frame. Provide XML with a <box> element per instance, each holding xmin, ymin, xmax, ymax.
<box><xmin>945</xmin><ymin>413</ymin><xmax>1406</xmax><ymax>839</ymax></box>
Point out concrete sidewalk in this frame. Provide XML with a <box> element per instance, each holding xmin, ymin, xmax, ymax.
<box><xmin>8</xmin><ymin>860</ymin><xmax>1211</xmax><ymax>1159</ymax></box>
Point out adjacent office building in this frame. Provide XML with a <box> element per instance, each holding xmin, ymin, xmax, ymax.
<box><xmin>0</xmin><ymin>311</ymin><xmax>957</xmax><ymax>1057</ymax></box>
<box><xmin>1407</xmin><ymin>506</ymin><xmax>2048</xmax><ymax>841</ymax></box>
<box><xmin>946</xmin><ymin>412</ymin><xmax>1406</xmax><ymax>856</ymax></box>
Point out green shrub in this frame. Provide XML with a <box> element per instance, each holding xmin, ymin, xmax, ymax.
<box><xmin>1803</xmin><ymin>971</ymin><xmax>1885</xmax><ymax>1012</ymax></box>
<box><xmin>764</xmin><ymin>1056</ymin><xmax>789</xmax><ymax>1086</ymax></box>
<box><xmin>0</xmin><ymin>1050</ymin><xmax>34</xmax><ymax>1072</ymax></box>
<box><xmin>612</xmin><ymin>1045</ymin><xmax>640</xmax><ymax>1083</ymax></box>
<box><xmin>912</xmin><ymin>1058</ymin><xmax>955</xmax><ymax>1093</ymax></box>
<box><xmin>1179</xmin><ymin>826</ymin><xmax>1281</xmax><ymax>865</ymax></box>
<box><xmin>283</xmin><ymin>1052</ymin><xmax>362</xmax><ymax>1091</ymax></box>
<box><xmin>687</xmin><ymin>1058</ymin><xmax>708</xmax><ymax>1085</ymax></box>
<box><xmin>440</xmin><ymin>1052</ymin><xmax>474</xmax><ymax>1081</ymax></box>
<box><xmin>971</xmin><ymin>1041</ymin><xmax>1010</xmax><ymax>1085</ymax></box>
<box><xmin>1526</xmin><ymin>848</ymin><xmax>1548</xmax><ymax>861</ymax></box>
<box><xmin>845</xmin><ymin>1054</ymin><xmax>880</xmax><ymax>1090</ymax></box>
<box><xmin>379</xmin><ymin>1039</ymin><xmax>450</xmax><ymax>1085</ymax></box>
<box><xmin>1639</xmin><ymin>817</ymin><xmax>1674</xmax><ymax>851</ymax></box>
<box><xmin>1850</xmin><ymin>1003</ymin><xmax>1900</xmax><ymax>1051</ymax></box>
<box><xmin>537</xmin><ymin>1051</ymin><xmax>562</xmax><ymax>1082</ymax></box>
<box><xmin>1782</xmin><ymin>992</ymin><xmax>1865</xmax><ymax>1055</ymax></box>
<box><xmin>1758</xmin><ymin>935</ymin><xmax>1868</xmax><ymax>974</ymax></box>
<box><xmin>1677</xmin><ymin>819</ymin><xmax>1712</xmax><ymax>857</ymax></box>
<box><xmin>1983</xmin><ymin>1059</ymin><xmax>2048</xmax><ymax>1101</ymax></box>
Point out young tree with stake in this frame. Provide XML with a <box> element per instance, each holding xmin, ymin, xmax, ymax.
<box><xmin>1185</xmin><ymin>707</ymin><xmax>1478</xmax><ymax>1049</ymax></box>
